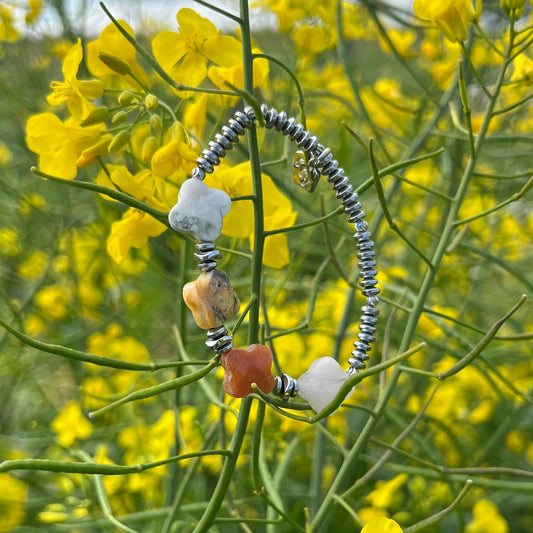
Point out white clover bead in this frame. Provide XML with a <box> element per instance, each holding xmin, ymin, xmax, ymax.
<box><xmin>168</xmin><ymin>179</ymin><xmax>231</xmax><ymax>241</ymax></box>
<box><xmin>298</xmin><ymin>356</ymin><xmax>352</xmax><ymax>413</ymax></box>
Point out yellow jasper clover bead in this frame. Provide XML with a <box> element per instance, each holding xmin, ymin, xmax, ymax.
<box><xmin>182</xmin><ymin>269</ymin><xmax>240</xmax><ymax>330</ymax></box>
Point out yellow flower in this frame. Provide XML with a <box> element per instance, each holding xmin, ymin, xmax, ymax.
<box><xmin>35</xmin><ymin>283</ymin><xmax>71</xmax><ymax>320</ymax></box>
<box><xmin>0</xmin><ymin>473</ymin><xmax>28</xmax><ymax>531</ymax></box>
<box><xmin>414</xmin><ymin>0</ymin><xmax>480</xmax><ymax>43</ymax></box>
<box><xmin>0</xmin><ymin>5</ymin><xmax>19</xmax><ymax>43</ymax></box>
<box><xmin>466</xmin><ymin>499</ymin><xmax>509</xmax><ymax>533</ymax></box>
<box><xmin>25</xmin><ymin>0</ymin><xmax>43</xmax><ymax>25</ymax></box>
<box><xmin>86</xmin><ymin>21</ymin><xmax>150</xmax><ymax>89</ymax></box>
<box><xmin>204</xmin><ymin>162</ymin><xmax>297</xmax><ymax>268</ymax></box>
<box><xmin>0</xmin><ymin>140</ymin><xmax>12</xmax><ymax>164</ymax></box>
<box><xmin>47</xmin><ymin>38</ymin><xmax>103</xmax><ymax>121</ymax></box>
<box><xmin>0</xmin><ymin>227</ymin><xmax>20</xmax><ymax>256</ymax></box>
<box><xmin>17</xmin><ymin>250</ymin><xmax>48</xmax><ymax>279</ymax></box>
<box><xmin>26</xmin><ymin>113</ymin><xmax>103</xmax><ymax>179</ymax></box>
<box><xmin>207</xmin><ymin>52</ymin><xmax>269</xmax><ymax>108</ymax></box>
<box><xmin>151</xmin><ymin>8</ymin><xmax>242</xmax><ymax>91</ymax></box>
<box><xmin>293</xmin><ymin>24</ymin><xmax>335</xmax><ymax>58</ymax></box>
<box><xmin>361</xmin><ymin>517</ymin><xmax>404</xmax><ymax>533</ymax></box>
<box><xmin>151</xmin><ymin>138</ymin><xmax>198</xmax><ymax>178</ymax></box>
<box><xmin>51</xmin><ymin>400</ymin><xmax>92</xmax><ymax>447</ymax></box>
<box><xmin>365</xmin><ymin>473</ymin><xmax>408</xmax><ymax>509</ymax></box>
<box><xmin>18</xmin><ymin>193</ymin><xmax>47</xmax><ymax>214</ymax></box>
<box><xmin>500</xmin><ymin>0</ymin><xmax>527</xmax><ymax>16</ymax></box>
<box><xmin>107</xmin><ymin>208</ymin><xmax>167</xmax><ymax>263</ymax></box>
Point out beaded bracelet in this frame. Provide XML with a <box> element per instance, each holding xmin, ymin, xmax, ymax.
<box><xmin>168</xmin><ymin>105</ymin><xmax>379</xmax><ymax>412</ymax></box>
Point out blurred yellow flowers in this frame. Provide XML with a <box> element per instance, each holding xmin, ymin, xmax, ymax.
<box><xmin>414</xmin><ymin>0</ymin><xmax>480</xmax><ymax>42</ymax></box>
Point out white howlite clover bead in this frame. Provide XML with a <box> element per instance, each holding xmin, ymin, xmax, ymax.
<box><xmin>168</xmin><ymin>178</ymin><xmax>232</xmax><ymax>241</ymax></box>
<box><xmin>298</xmin><ymin>356</ymin><xmax>352</xmax><ymax>413</ymax></box>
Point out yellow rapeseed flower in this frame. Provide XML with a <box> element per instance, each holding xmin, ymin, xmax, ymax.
<box><xmin>151</xmin><ymin>8</ymin><xmax>242</xmax><ymax>92</ymax></box>
<box><xmin>204</xmin><ymin>162</ymin><xmax>297</xmax><ymax>268</ymax></box>
<box><xmin>361</xmin><ymin>517</ymin><xmax>404</xmax><ymax>533</ymax></box>
<box><xmin>0</xmin><ymin>5</ymin><xmax>19</xmax><ymax>43</ymax></box>
<box><xmin>414</xmin><ymin>0</ymin><xmax>480</xmax><ymax>43</ymax></box>
<box><xmin>35</xmin><ymin>283</ymin><xmax>71</xmax><ymax>320</ymax></box>
<box><xmin>17</xmin><ymin>250</ymin><xmax>48</xmax><ymax>279</ymax></box>
<box><xmin>26</xmin><ymin>113</ymin><xmax>104</xmax><ymax>179</ymax></box>
<box><xmin>0</xmin><ymin>227</ymin><xmax>20</xmax><ymax>256</ymax></box>
<box><xmin>0</xmin><ymin>140</ymin><xmax>12</xmax><ymax>164</ymax></box>
<box><xmin>365</xmin><ymin>473</ymin><xmax>408</xmax><ymax>509</ymax></box>
<box><xmin>86</xmin><ymin>21</ymin><xmax>150</xmax><ymax>89</ymax></box>
<box><xmin>465</xmin><ymin>499</ymin><xmax>509</xmax><ymax>533</ymax></box>
<box><xmin>207</xmin><ymin>51</ymin><xmax>270</xmax><ymax>108</ymax></box>
<box><xmin>107</xmin><ymin>208</ymin><xmax>167</xmax><ymax>263</ymax></box>
<box><xmin>47</xmin><ymin>38</ymin><xmax>103</xmax><ymax>122</ymax></box>
<box><xmin>0</xmin><ymin>473</ymin><xmax>28</xmax><ymax>531</ymax></box>
<box><xmin>51</xmin><ymin>400</ymin><xmax>92</xmax><ymax>447</ymax></box>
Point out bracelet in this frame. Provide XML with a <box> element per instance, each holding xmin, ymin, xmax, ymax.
<box><xmin>168</xmin><ymin>105</ymin><xmax>379</xmax><ymax>412</ymax></box>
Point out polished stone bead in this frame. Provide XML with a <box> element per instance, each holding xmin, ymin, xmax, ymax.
<box><xmin>220</xmin><ymin>344</ymin><xmax>275</xmax><ymax>398</ymax></box>
<box><xmin>298</xmin><ymin>356</ymin><xmax>352</xmax><ymax>413</ymax></box>
<box><xmin>182</xmin><ymin>270</ymin><xmax>239</xmax><ymax>330</ymax></box>
<box><xmin>168</xmin><ymin>178</ymin><xmax>231</xmax><ymax>241</ymax></box>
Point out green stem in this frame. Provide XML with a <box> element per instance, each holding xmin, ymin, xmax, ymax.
<box><xmin>31</xmin><ymin>167</ymin><xmax>169</xmax><ymax>224</ymax></box>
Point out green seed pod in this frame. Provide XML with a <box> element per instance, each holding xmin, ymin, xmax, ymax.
<box><xmin>108</xmin><ymin>131</ymin><xmax>131</xmax><ymax>153</ymax></box>
<box><xmin>98</xmin><ymin>52</ymin><xmax>131</xmax><ymax>76</ymax></box>
<box><xmin>111</xmin><ymin>111</ymin><xmax>128</xmax><ymax>125</ymax></box>
<box><xmin>118</xmin><ymin>90</ymin><xmax>135</xmax><ymax>106</ymax></box>
<box><xmin>144</xmin><ymin>94</ymin><xmax>159</xmax><ymax>111</ymax></box>
<box><xmin>149</xmin><ymin>114</ymin><xmax>163</xmax><ymax>131</ymax></box>
<box><xmin>80</xmin><ymin>106</ymin><xmax>109</xmax><ymax>127</ymax></box>
<box><xmin>142</xmin><ymin>136</ymin><xmax>159</xmax><ymax>165</ymax></box>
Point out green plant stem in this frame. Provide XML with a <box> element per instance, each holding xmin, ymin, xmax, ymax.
<box><xmin>192</xmin><ymin>397</ymin><xmax>252</xmax><ymax>533</ymax></box>
<box><xmin>0</xmin><ymin>450</ymin><xmax>232</xmax><ymax>474</ymax></box>
<box><xmin>0</xmin><ymin>317</ymin><xmax>195</xmax><ymax>371</ymax></box>
<box><xmin>404</xmin><ymin>480</ymin><xmax>473</xmax><ymax>533</ymax></box>
<box><xmin>438</xmin><ymin>295</ymin><xmax>527</xmax><ymax>380</ymax></box>
<box><xmin>454</xmin><ymin>175</ymin><xmax>533</xmax><ymax>226</ymax></box>
<box><xmin>31</xmin><ymin>167</ymin><xmax>169</xmax><ymax>224</ymax></box>
<box><xmin>89</xmin><ymin>361</ymin><xmax>218</xmax><ymax>417</ymax></box>
<box><xmin>311</xmin><ymin>366</ymin><xmax>403</xmax><ymax>531</ymax></box>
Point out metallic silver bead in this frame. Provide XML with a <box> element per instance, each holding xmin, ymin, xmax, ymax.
<box><xmin>274</xmin><ymin>374</ymin><xmax>299</xmax><ymax>399</ymax></box>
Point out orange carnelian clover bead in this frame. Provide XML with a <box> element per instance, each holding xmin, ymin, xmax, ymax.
<box><xmin>182</xmin><ymin>269</ymin><xmax>240</xmax><ymax>330</ymax></box>
<box><xmin>220</xmin><ymin>344</ymin><xmax>275</xmax><ymax>398</ymax></box>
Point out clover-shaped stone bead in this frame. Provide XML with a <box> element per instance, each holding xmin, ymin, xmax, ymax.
<box><xmin>168</xmin><ymin>178</ymin><xmax>231</xmax><ymax>241</ymax></box>
<box><xmin>220</xmin><ymin>344</ymin><xmax>275</xmax><ymax>398</ymax></box>
<box><xmin>298</xmin><ymin>356</ymin><xmax>352</xmax><ymax>413</ymax></box>
<box><xmin>182</xmin><ymin>270</ymin><xmax>240</xmax><ymax>330</ymax></box>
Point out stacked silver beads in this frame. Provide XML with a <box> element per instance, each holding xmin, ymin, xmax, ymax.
<box><xmin>189</xmin><ymin>105</ymin><xmax>379</xmax><ymax>376</ymax></box>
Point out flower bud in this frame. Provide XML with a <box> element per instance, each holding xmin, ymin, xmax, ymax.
<box><xmin>142</xmin><ymin>136</ymin><xmax>159</xmax><ymax>165</ymax></box>
<box><xmin>111</xmin><ymin>110</ymin><xmax>128</xmax><ymax>125</ymax></box>
<box><xmin>77</xmin><ymin>137</ymin><xmax>111</xmax><ymax>168</ymax></box>
<box><xmin>98</xmin><ymin>51</ymin><xmax>131</xmax><ymax>76</ymax></box>
<box><xmin>118</xmin><ymin>90</ymin><xmax>135</xmax><ymax>106</ymax></box>
<box><xmin>500</xmin><ymin>0</ymin><xmax>526</xmax><ymax>16</ymax></box>
<box><xmin>144</xmin><ymin>93</ymin><xmax>158</xmax><ymax>111</ymax></box>
<box><xmin>150</xmin><ymin>114</ymin><xmax>163</xmax><ymax>131</ymax></box>
<box><xmin>108</xmin><ymin>131</ymin><xmax>131</xmax><ymax>153</ymax></box>
<box><xmin>80</xmin><ymin>106</ymin><xmax>109</xmax><ymax>127</ymax></box>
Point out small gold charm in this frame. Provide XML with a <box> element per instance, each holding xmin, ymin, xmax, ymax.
<box><xmin>292</xmin><ymin>150</ymin><xmax>320</xmax><ymax>192</ymax></box>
